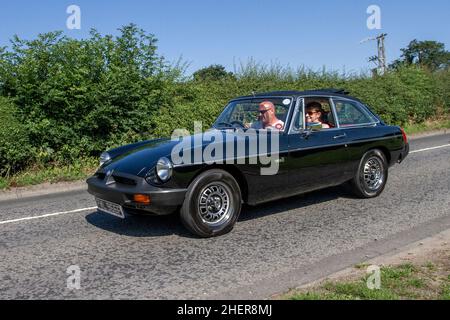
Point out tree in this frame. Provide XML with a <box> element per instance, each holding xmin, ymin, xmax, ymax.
<box><xmin>0</xmin><ymin>97</ymin><xmax>32</xmax><ymax>173</ymax></box>
<box><xmin>0</xmin><ymin>24</ymin><xmax>171</xmax><ymax>162</ymax></box>
<box><xmin>391</xmin><ymin>39</ymin><xmax>450</xmax><ymax>71</ymax></box>
<box><xmin>193</xmin><ymin>64</ymin><xmax>234</xmax><ymax>81</ymax></box>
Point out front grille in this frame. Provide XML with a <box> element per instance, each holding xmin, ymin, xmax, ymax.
<box><xmin>112</xmin><ymin>174</ymin><xmax>137</xmax><ymax>186</ymax></box>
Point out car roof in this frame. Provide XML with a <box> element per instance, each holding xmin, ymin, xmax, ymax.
<box><xmin>233</xmin><ymin>89</ymin><xmax>363</xmax><ymax>103</ymax></box>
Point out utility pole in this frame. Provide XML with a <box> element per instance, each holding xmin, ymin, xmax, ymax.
<box><xmin>377</xmin><ymin>33</ymin><xmax>387</xmax><ymax>74</ymax></box>
<box><xmin>360</xmin><ymin>33</ymin><xmax>388</xmax><ymax>75</ymax></box>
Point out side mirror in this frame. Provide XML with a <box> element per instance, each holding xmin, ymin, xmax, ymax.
<box><xmin>302</xmin><ymin>122</ymin><xmax>322</xmax><ymax>138</ymax></box>
<box><xmin>302</xmin><ymin>126</ymin><xmax>312</xmax><ymax>138</ymax></box>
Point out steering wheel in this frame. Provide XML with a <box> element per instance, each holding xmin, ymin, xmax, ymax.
<box><xmin>230</xmin><ymin>120</ymin><xmax>246</xmax><ymax>128</ymax></box>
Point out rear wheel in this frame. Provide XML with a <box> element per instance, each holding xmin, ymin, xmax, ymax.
<box><xmin>180</xmin><ymin>169</ymin><xmax>242</xmax><ymax>238</ymax></box>
<box><xmin>349</xmin><ymin>149</ymin><xmax>388</xmax><ymax>198</ymax></box>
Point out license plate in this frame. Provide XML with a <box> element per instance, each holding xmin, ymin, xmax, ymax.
<box><xmin>96</xmin><ymin>198</ymin><xmax>125</xmax><ymax>219</ymax></box>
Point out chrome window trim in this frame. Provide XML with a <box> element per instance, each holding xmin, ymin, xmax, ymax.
<box><xmin>359</xmin><ymin>103</ymin><xmax>381</xmax><ymax>123</ymax></box>
<box><xmin>229</xmin><ymin>94</ymin><xmax>381</xmax><ymax>135</ymax></box>
<box><xmin>287</xmin><ymin>135</ymin><xmax>396</xmax><ymax>153</ymax></box>
<box><xmin>338</xmin><ymin>122</ymin><xmax>379</xmax><ymax>129</ymax></box>
<box><xmin>226</xmin><ymin>95</ymin><xmax>296</xmax><ymax>134</ymax></box>
<box><xmin>289</xmin><ymin>95</ymin><xmax>343</xmax><ymax>134</ymax></box>
<box><xmin>288</xmin><ymin>97</ymin><xmax>305</xmax><ymax>134</ymax></box>
<box><xmin>332</xmin><ymin>97</ymin><xmax>380</xmax><ymax>127</ymax></box>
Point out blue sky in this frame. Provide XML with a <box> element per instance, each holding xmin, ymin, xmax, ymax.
<box><xmin>1</xmin><ymin>0</ymin><xmax>449</xmax><ymax>74</ymax></box>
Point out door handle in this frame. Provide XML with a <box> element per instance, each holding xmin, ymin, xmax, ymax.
<box><xmin>333</xmin><ymin>133</ymin><xmax>347</xmax><ymax>140</ymax></box>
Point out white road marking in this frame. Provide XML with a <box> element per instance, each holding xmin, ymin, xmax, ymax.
<box><xmin>0</xmin><ymin>143</ymin><xmax>449</xmax><ymax>227</ymax></box>
<box><xmin>0</xmin><ymin>207</ymin><xmax>97</xmax><ymax>225</ymax></box>
<box><xmin>410</xmin><ymin>144</ymin><xmax>450</xmax><ymax>154</ymax></box>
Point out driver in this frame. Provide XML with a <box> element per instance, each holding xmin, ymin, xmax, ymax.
<box><xmin>247</xmin><ymin>101</ymin><xmax>284</xmax><ymax>130</ymax></box>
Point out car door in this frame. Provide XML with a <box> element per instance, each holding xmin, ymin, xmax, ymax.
<box><xmin>235</xmin><ymin>97</ymin><xmax>292</xmax><ymax>205</ymax></box>
<box><xmin>242</xmin><ymin>130</ymin><xmax>290</xmax><ymax>204</ymax></box>
<box><xmin>287</xmin><ymin>97</ymin><xmax>351</xmax><ymax>195</ymax></box>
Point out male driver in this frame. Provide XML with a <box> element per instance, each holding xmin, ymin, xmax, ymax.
<box><xmin>248</xmin><ymin>101</ymin><xmax>284</xmax><ymax>130</ymax></box>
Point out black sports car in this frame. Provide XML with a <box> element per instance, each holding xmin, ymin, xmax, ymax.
<box><xmin>87</xmin><ymin>89</ymin><xmax>409</xmax><ymax>237</ymax></box>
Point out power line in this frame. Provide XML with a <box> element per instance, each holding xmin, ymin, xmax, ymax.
<box><xmin>360</xmin><ymin>33</ymin><xmax>388</xmax><ymax>75</ymax></box>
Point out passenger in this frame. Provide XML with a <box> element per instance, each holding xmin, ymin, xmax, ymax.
<box><xmin>247</xmin><ymin>101</ymin><xmax>285</xmax><ymax>130</ymax></box>
<box><xmin>305</xmin><ymin>102</ymin><xmax>330</xmax><ymax>129</ymax></box>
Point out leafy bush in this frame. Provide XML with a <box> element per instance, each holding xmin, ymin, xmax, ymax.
<box><xmin>193</xmin><ymin>64</ymin><xmax>235</xmax><ymax>82</ymax></box>
<box><xmin>433</xmin><ymin>69</ymin><xmax>450</xmax><ymax>114</ymax></box>
<box><xmin>0</xmin><ymin>26</ymin><xmax>449</xmax><ymax>177</ymax></box>
<box><xmin>0</xmin><ymin>24</ymin><xmax>171</xmax><ymax>164</ymax></box>
<box><xmin>0</xmin><ymin>97</ymin><xmax>32</xmax><ymax>174</ymax></box>
<box><xmin>345</xmin><ymin>66</ymin><xmax>439</xmax><ymax>124</ymax></box>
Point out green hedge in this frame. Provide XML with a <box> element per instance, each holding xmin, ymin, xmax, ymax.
<box><xmin>149</xmin><ymin>66</ymin><xmax>447</xmax><ymax>137</ymax></box>
<box><xmin>0</xmin><ymin>26</ymin><xmax>449</xmax><ymax>175</ymax></box>
<box><xmin>0</xmin><ymin>97</ymin><xmax>33</xmax><ymax>174</ymax></box>
<box><xmin>0</xmin><ymin>25</ymin><xmax>173</xmax><ymax>165</ymax></box>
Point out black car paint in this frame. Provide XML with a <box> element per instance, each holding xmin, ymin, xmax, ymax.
<box><xmin>100</xmin><ymin>138</ymin><xmax>178</xmax><ymax>177</ymax></box>
<box><xmin>87</xmin><ymin>90</ymin><xmax>409</xmax><ymax>213</ymax></box>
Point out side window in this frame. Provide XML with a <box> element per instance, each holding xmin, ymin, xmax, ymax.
<box><xmin>250</xmin><ymin>98</ymin><xmax>290</xmax><ymax>132</ymax></box>
<box><xmin>333</xmin><ymin>99</ymin><xmax>373</xmax><ymax>126</ymax></box>
<box><xmin>254</xmin><ymin>98</ymin><xmax>289</xmax><ymax>124</ymax></box>
<box><xmin>230</xmin><ymin>103</ymin><xmax>258</xmax><ymax>124</ymax></box>
<box><xmin>304</xmin><ymin>97</ymin><xmax>336</xmax><ymax>130</ymax></box>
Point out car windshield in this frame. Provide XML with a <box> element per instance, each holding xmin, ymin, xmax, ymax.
<box><xmin>212</xmin><ymin>97</ymin><xmax>292</xmax><ymax>131</ymax></box>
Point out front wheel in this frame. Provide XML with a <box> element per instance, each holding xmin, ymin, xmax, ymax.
<box><xmin>348</xmin><ymin>149</ymin><xmax>388</xmax><ymax>198</ymax></box>
<box><xmin>180</xmin><ymin>169</ymin><xmax>242</xmax><ymax>238</ymax></box>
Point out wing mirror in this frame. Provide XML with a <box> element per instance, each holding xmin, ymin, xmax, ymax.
<box><xmin>302</xmin><ymin>122</ymin><xmax>322</xmax><ymax>138</ymax></box>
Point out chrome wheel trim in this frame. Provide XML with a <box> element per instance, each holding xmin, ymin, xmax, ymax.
<box><xmin>198</xmin><ymin>182</ymin><xmax>233</xmax><ymax>226</ymax></box>
<box><xmin>363</xmin><ymin>157</ymin><xmax>384</xmax><ymax>191</ymax></box>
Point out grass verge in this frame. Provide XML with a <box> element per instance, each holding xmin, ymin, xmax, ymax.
<box><xmin>282</xmin><ymin>260</ymin><xmax>450</xmax><ymax>300</ymax></box>
<box><xmin>0</xmin><ymin>158</ymin><xmax>98</xmax><ymax>191</ymax></box>
<box><xmin>403</xmin><ymin>118</ymin><xmax>450</xmax><ymax>135</ymax></box>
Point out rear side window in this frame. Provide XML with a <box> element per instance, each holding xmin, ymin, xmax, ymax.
<box><xmin>333</xmin><ymin>99</ymin><xmax>374</xmax><ymax>126</ymax></box>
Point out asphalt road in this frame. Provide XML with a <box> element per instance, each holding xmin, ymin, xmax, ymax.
<box><xmin>1</xmin><ymin>133</ymin><xmax>449</xmax><ymax>299</ymax></box>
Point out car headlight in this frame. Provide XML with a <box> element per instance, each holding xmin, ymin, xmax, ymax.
<box><xmin>99</xmin><ymin>152</ymin><xmax>111</xmax><ymax>166</ymax></box>
<box><xmin>155</xmin><ymin>157</ymin><xmax>173</xmax><ymax>182</ymax></box>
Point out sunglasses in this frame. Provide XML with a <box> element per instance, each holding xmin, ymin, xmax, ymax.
<box><xmin>259</xmin><ymin>110</ymin><xmax>269</xmax><ymax>114</ymax></box>
<box><xmin>306</xmin><ymin>111</ymin><xmax>319</xmax><ymax>116</ymax></box>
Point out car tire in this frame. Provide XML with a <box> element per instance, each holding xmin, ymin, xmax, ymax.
<box><xmin>180</xmin><ymin>169</ymin><xmax>242</xmax><ymax>238</ymax></box>
<box><xmin>349</xmin><ymin>149</ymin><xmax>388</xmax><ymax>198</ymax></box>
